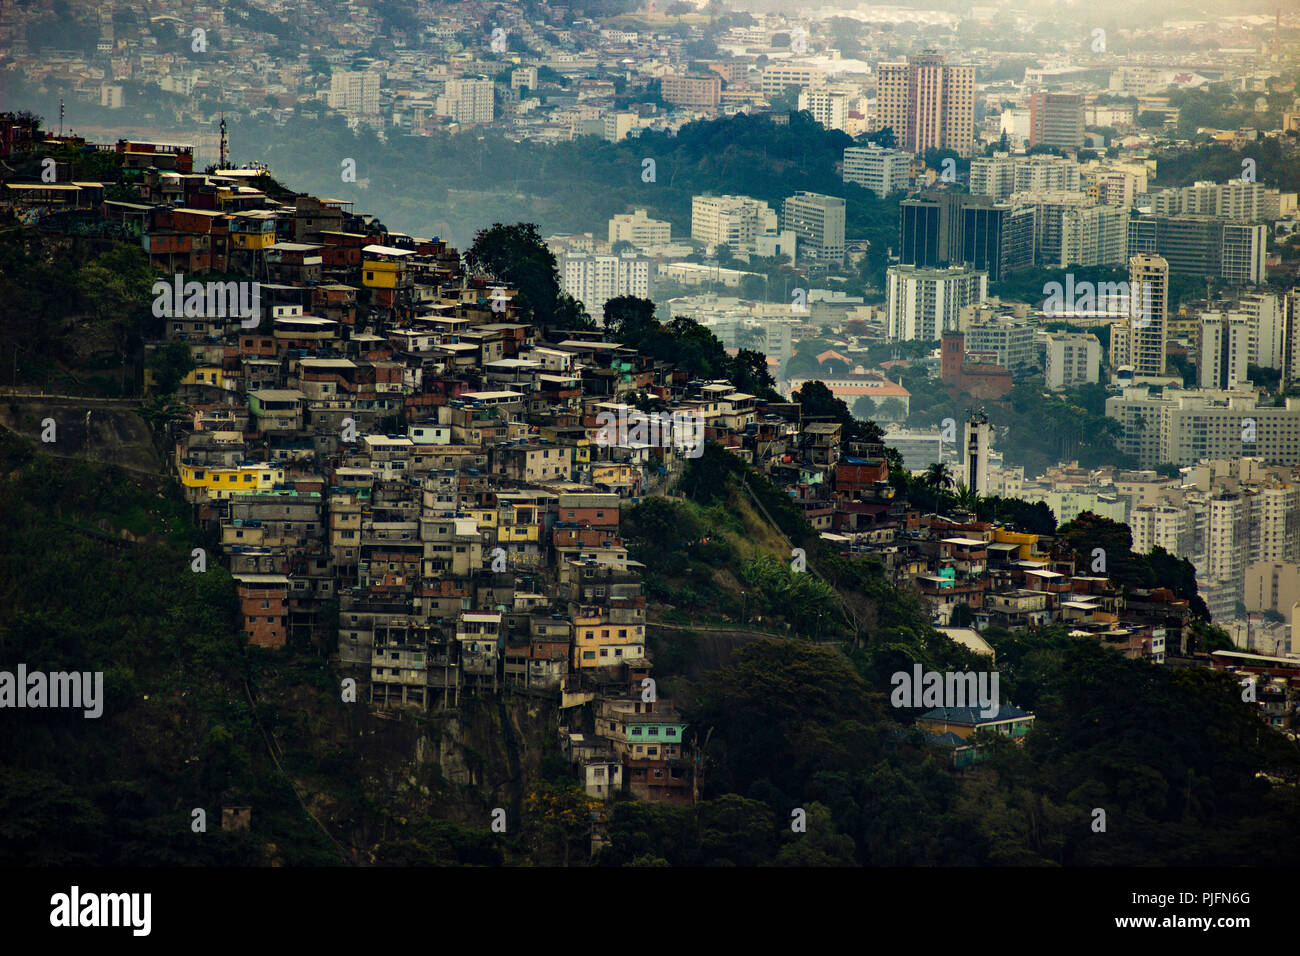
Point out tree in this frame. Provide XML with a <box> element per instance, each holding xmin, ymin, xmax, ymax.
<box><xmin>853</xmin><ymin>395</ymin><xmax>877</xmax><ymax>420</ymax></box>
<box><xmin>794</xmin><ymin>380</ymin><xmax>884</xmax><ymax>445</ymax></box>
<box><xmin>148</xmin><ymin>342</ymin><xmax>196</xmax><ymax>395</ymax></box>
<box><xmin>876</xmin><ymin>397</ymin><xmax>906</xmax><ymax>421</ymax></box>
<box><xmin>923</xmin><ymin>462</ymin><xmax>954</xmax><ymax>493</ymax></box>
<box><xmin>525</xmin><ymin>782</ymin><xmax>608</xmax><ymax>867</ymax></box>
<box><xmin>465</xmin><ymin>222</ymin><xmax>576</xmax><ymax>329</ymax></box>
<box><xmin>603</xmin><ymin>294</ymin><xmax>657</xmax><ymax>338</ymax></box>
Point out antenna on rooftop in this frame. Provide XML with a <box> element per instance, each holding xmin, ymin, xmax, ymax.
<box><xmin>58</xmin><ymin>99</ymin><xmax>64</xmax><ymax>137</ymax></box>
<box><xmin>219</xmin><ymin>113</ymin><xmax>229</xmax><ymax>168</ymax></box>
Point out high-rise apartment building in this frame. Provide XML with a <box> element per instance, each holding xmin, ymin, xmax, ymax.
<box><xmin>1058</xmin><ymin>204</ymin><xmax>1129</xmax><ymax>268</ymax></box>
<box><xmin>799</xmin><ymin>88</ymin><xmax>852</xmax><ymax>132</ymax></box>
<box><xmin>970</xmin><ymin>154</ymin><xmax>1083</xmax><ymax>201</ymax></box>
<box><xmin>1198</xmin><ymin>311</ymin><xmax>1251</xmax><ymax>390</ymax></box>
<box><xmin>885</xmin><ymin>265</ymin><xmax>988</xmax><ymax>342</ymax></box>
<box><xmin>1107</xmin><ymin>255</ymin><xmax>1169</xmax><ymax>378</ymax></box>
<box><xmin>328</xmin><ymin>70</ymin><xmax>382</xmax><ymax>118</ymax></box>
<box><xmin>1105</xmin><ymin>388</ymin><xmax>1300</xmax><ymax>468</ymax></box>
<box><xmin>1045</xmin><ymin>332</ymin><xmax>1101</xmax><ymax>389</ymax></box>
<box><xmin>1009</xmin><ymin>190</ymin><xmax>1091</xmax><ymax>267</ymax></box>
<box><xmin>443</xmin><ymin>76</ymin><xmax>494</xmax><ymax>125</ymax></box>
<box><xmin>875</xmin><ymin>51</ymin><xmax>976</xmax><ymax>158</ymax></box>
<box><xmin>1127</xmin><ymin>216</ymin><xmax>1266</xmax><ymax>285</ymax></box>
<box><xmin>690</xmin><ymin>194</ymin><xmax>778</xmax><ymax>250</ymax></box>
<box><xmin>1147</xmin><ymin>180</ymin><xmax>1293</xmax><ymax>222</ymax></box>
<box><xmin>781</xmin><ymin>191</ymin><xmax>846</xmax><ymax>264</ymax></box>
<box><xmin>842</xmin><ymin>145</ymin><xmax>911</xmax><ymax>198</ymax></box>
<box><xmin>1028</xmin><ymin>92</ymin><xmax>1085</xmax><ymax>149</ymax></box>
<box><xmin>965</xmin><ymin>314</ymin><xmax>1038</xmax><ymax>373</ymax></box>
<box><xmin>560</xmin><ymin>252</ymin><xmax>652</xmax><ymax>320</ymax></box>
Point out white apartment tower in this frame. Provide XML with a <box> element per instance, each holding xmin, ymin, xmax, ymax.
<box><xmin>798</xmin><ymin>88</ymin><xmax>852</xmax><ymax>132</ymax></box>
<box><xmin>443</xmin><ymin>76</ymin><xmax>494</xmax><ymax>125</ymax></box>
<box><xmin>1045</xmin><ymin>332</ymin><xmax>1101</xmax><ymax>389</ymax></box>
<box><xmin>1108</xmin><ymin>255</ymin><xmax>1169</xmax><ymax>378</ymax></box>
<box><xmin>780</xmin><ymin>191</ymin><xmax>846</xmax><ymax>264</ymax></box>
<box><xmin>691</xmin><ymin>194</ymin><xmax>778</xmax><ymax>250</ymax></box>
<box><xmin>329</xmin><ymin>70</ymin><xmax>381</xmax><ymax>117</ymax></box>
<box><xmin>842</xmin><ymin>145</ymin><xmax>911</xmax><ymax>199</ymax></box>
<box><xmin>885</xmin><ymin>265</ymin><xmax>988</xmax><ymax>342</ymax></box>
<box><xmin>1198</xmin><ymin>312</ymin><xmax>1251</xmax><ymax>390</ymax></box>
<box><xmin>560</xmin><ymin>252</ymin><xmax>652</xmax><ymax>321</ymax></box>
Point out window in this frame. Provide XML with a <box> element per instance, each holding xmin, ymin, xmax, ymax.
<box><xmin>631</xmin><ymin>727</ymin><xmax>642</xmax><ymax>735</ymax></box>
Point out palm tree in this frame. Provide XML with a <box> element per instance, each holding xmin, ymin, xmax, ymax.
<box><xmin>923</xmin><ymin>462</ymin><xmax>954</xmax><ymax>493</ymax></box>
<box><xmin>952</xmin><ymin>483</ymin><xmax>979</xmax><ymax>511</ymax></box>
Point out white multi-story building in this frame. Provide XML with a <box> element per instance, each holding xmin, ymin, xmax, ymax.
<box><xmin>328</xmin><ymin>69</ymin><xmax>381</xmax><ymax>117</ymax></box>
<box><xmin>1130</xmin><ymin>504</ymin><xmax>1192</xmax><ymax>556</ymax></box>
<box><xmin>1147</xmin><ymin>180</ymin><xmax>1295</xmax><ymax>223</ymax></box>
<box><xmin>1080</xmin><ymin>160</ymin><xmax>1148</xmax><ymax>207</ymax></box>
<box><xmin>760</xmin><ymin>65</ymin><xmax>825</xmax><ymax>97</ymax></box>
<box><xmin>798</xmin><ymin>87</ymin><xmax>852</xmax><ymax>132</ymax></box>
<box><xmin>1045</xmin><ymin>332</ymin><xmax>1101</xmax><ymax>389</ymax></box>
<box><xmin>965</xmin><ymin>314</ymin><xmax>1038</xmax><ymax>373</ymax></box>
<box><xmin>1107</xmin><ymin>255</ymin><xmax>1169</xmax><ymax>379</ymax></box>
<box><xmin>1198</xmin><ymin>311</ymin><xmax>1251</xmax><ymax>390</ymax></box>
<box><xmin>690</xmin><ymin>194</ymin><xmax>778</xmax><ymax>251</ymax></box>
<box><xmin>842</xmin><ymin>145</ymin><xmax>910</xmax><ymax>199</ymax></box>
<box><xmin>781</xmin><ymin>191</ymin><xmax>845</xmax><ymax>264</ymax></box>
<box><xmin>885</xmin><ymin>265</ymin><xmax>988</xmax><ymax>342</ymax></box>
<box><xmin>1105</xmin><ymin>388</ymin><xmax>1300</xmax><ymax>468</ymax></box>
<box><xmin>1057</xmin><ymin>203</ymin><xmax>1129</xmax><ymax>268</ymax></box>
<box><xmin>608</xmin><ymin>209</ymin><xmax>671</xmax><ymax>248</ymax></box>
<box><xmin>970</xmin><ymin>154</ymin><xmax>1083</xmax><ymax>201</ymax></box>
<box><xmin>560</xmin><ymin>252</ymin><xmax>652</xmax><ymax>321</ymax></box>
<box><xmin>443</xmin><ymin>76</ymin><xmax>494</xmax><ymax>125</ymax></box>
<box><xmin>1237</xmin><ymin>292</ymin><xmax>1283</xmax><ymax>370</ymax></box>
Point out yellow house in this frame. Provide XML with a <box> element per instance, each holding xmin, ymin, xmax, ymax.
<box><xmin>993</xmin><ymin>528</ymin><xmax>1041</xmax><ymax>562</ymax></box>
<box><xmin>361</xmin><ymin>244</ymin><xmax>414</xmax><ymax>289</ymax></box>
<box><xmin>467</xmin><ymin>506</ymin><xmax>498</xmax><ymax>540</ymax></box>
<box><xmin>498</xmin><ymin>502</ymin><xmax>541</xmax><ymax>544</ymax></box>
<box><xmin>178</xmin><ymin>461</ymin><xmax>285</xmax><ymax>500</ymax></box>
<box><xmin>180</xmin><ymin>366</ymin><xmax>234</xmax><ymax>389</ymax></box>
<box><xmin>572</xmin><ymin>606</ymin><xmax>646</xmax><ymax>669</ymax></box>
<box><xmin>229</xmin><ymin>211</ymin><xmax>278</xmax><ymax>251</ymax></box>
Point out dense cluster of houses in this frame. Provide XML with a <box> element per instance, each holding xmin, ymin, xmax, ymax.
<box><xmin>9</xmin><ymin>127</ymin><xmax>1282</xmax><ymax>787</ymax></box>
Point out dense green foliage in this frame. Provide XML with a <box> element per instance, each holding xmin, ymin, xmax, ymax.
<box><xmin>1057</xmin><ymin>512</ymin><xmax>1209</xmax><ymax>619</ymax></box>
<box><xmin>0</xmin><ymin>226</ymin><xmax>154</xmax><ymax>396</ymax></box>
